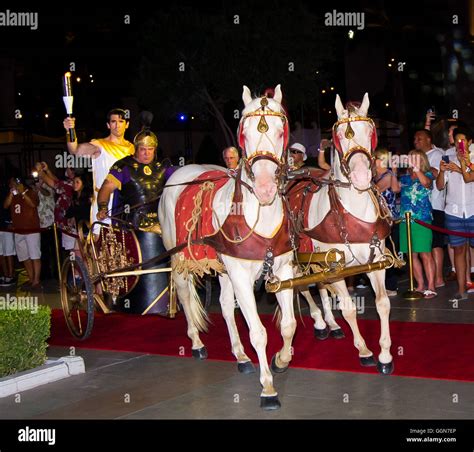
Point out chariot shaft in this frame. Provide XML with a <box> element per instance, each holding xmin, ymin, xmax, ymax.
<box><xmin>266</xmin><ymin>259</ymin><xmax>391</xmax><ymax>293</ymax></box>
<box><xmin>296</xmin><ymin>250</ymin><xmax>345</xmax><ymax>264</ymax></box>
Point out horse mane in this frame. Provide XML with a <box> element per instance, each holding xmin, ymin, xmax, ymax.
<box><xmin>241</xmin><ymin>91</ymin><xmax>287</xmax><ymax>118</ymax></box>
<box><xmin>346</xmin><ymin>101</ymin><xmax>361</xmax><ymax>116</ymax></box>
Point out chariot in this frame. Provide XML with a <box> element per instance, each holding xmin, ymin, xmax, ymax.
<box><xmin>54</xmin><ymin>220</ymin><xmax>175</xmax><ymax>340</ymax></box>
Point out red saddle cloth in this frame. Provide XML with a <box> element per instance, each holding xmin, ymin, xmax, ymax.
<box><xmin>287</xmin><ymin>168</ymin><xmax>390</xmax><ymax>246</ymax></box>
<box><xmin>286</xmin><ymin>172</ymin><xmax>326</xmax><ymax>253</ymax></box>
<box><xmin>175</xmin><ymin>170</ymin><xmax>230</xmax><ymax>263</ymax></box>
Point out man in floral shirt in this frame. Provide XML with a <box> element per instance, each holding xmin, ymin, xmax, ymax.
<box><xmin>33</xmin><ymin>164</ymin><xmax>56</xmax><ymax>278</ymax></box>
<box><xmin>37</xmin><ymin>162</ymin><xmax>75</xmax><ymax>251</ymax></box>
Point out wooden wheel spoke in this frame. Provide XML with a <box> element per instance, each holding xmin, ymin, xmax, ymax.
<box><xmin>60</xmin><ymin>255</ymin><xmax>95</xmax><ymax>340</ymax></box>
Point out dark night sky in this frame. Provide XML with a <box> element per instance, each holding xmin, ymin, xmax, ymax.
<box><xmin>0</xmin><ymin>1</ymin><xmax>472</xmax><ymax>146</ymax></box>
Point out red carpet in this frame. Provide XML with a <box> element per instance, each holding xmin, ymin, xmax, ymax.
<box><xmin>49</xmin><ymin>309</ymin><xmax>474</xmax><ymax>382</ymax></box>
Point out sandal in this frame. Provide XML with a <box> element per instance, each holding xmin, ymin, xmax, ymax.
<box><xmin>423</xmin><ymin>290</ymin><xmax>437</xmax><ymax>299</ymax></box>
<box><xmin>449</xmin><ymin>293</ymin><xmax>468</xmax><ymax>302</ymax></box>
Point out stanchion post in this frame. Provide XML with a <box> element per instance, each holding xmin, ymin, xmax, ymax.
<box><xmin>403</xmin><ymin>212</ymin><xmax>423</xmax><ymax>299</ymax></box>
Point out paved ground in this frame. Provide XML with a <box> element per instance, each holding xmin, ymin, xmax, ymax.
<box><xmin>1</xmin><ymin>269</ymin><xmax>474</xmax><ymax>422</ymax></box>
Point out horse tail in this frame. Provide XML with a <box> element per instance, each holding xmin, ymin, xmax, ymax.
<box><xmin>187</xmin><ymin>274</ymin><xmax>210</xmax><ymax>332</ymax></box>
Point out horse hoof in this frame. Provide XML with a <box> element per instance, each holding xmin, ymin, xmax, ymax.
<box><xmin>360</xmin><ymin>356</ymin><xmax>377</xmax><ymax>367</ymax></box>
<box><xmin>260</xmin><ymin>395</ymin><xmax>281</xmax><ymax>410</ymax></box>
<box><xmin>314</xmin><ymin>325</ymin><xmax>330</xmax><ymax>340</ymax></box>
<box><xmin>330</xmin><ymin>328</ymin><xmax>345</xmax><ymax>339</ymax></box>
<box><xmin>192</xmin><ymin>347</ymin><xmax>208</xmax><ymax>360</ymax></box>
<box><xmin>237</xmin><ymin>361</ymin><xmax>256</xmax><ymax>374</ymax></box>
<box><xmin>271</xmin><ymin>354</ymin><xmax>289</xmax><ymax>373</ymax></box>
<box><xmin>377</xmin><ymin>361</ymin><xmax>394</xmax><ymax>375</ymax></box>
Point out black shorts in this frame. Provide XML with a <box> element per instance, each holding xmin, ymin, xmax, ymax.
<box><xmin>432</xmin><ymin>209</ymin><xmax>446</xmax><ymax>249</ymax></box>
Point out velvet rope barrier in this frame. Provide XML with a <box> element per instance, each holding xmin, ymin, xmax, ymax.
<box><xmin>0</xmin><ymin>224</ymin><xmax>79</xmax><ymax>238</ymax></box>
<box><xmin>413</xmin><ymin>219</ymin><xmax>474</xmax><ymax>238</ymax></box>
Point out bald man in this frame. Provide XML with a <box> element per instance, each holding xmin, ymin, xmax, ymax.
<box><xmin>223</xmin><ymin>146</ymin><xmax>240</xmax><ymax>169</ymax></box>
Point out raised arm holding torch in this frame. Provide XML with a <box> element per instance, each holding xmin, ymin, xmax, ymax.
<box><xmin>62</xmin><ymin>72</ymin><xmax>76</xmax><ymax>142</ymax></box>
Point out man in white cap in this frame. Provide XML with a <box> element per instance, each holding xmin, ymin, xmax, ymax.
<box><xmin>288</xmin><ymin>142</ymin><xmax>307</xmax><ymax>169</ymax></box>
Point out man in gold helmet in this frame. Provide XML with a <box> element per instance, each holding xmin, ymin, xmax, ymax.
<box><xmin>97</xmin><ymin>125</ymin><xmax>165</xmax><ymax>225</ymax></box>
<box><xmin>96</xmin><ymin>117</ymin><xmax>170</xmax><ymax>315</ymax></box>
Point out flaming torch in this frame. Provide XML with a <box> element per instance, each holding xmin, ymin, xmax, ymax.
<box><xmin>62</xmin><ymin>72</ymin><xmax>76</xmax><ymax>142</ymax></box>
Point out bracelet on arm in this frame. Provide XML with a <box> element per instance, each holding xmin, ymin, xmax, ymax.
<box><xmin>98</xmin><ymin>202</ymin><xmax>108</xmax><ymax>211</ymax></box>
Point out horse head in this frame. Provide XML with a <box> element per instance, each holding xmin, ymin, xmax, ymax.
<box><xmin>238</xmin><ymin>84</ymin><xmax>289</xmax><ymax>205</ymax></box>
<box><xmin>332</xmin><ymin>93</ymin><xmax>378</xmax><ymax>191</ymax></box>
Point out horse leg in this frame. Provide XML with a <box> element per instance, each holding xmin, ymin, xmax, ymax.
<box><xmin>224</xmin><ymin>266</ymin><xmax>279</xmax><ymax>409</ymax></box>
<box><xmin>272</xmin><ymin>262</ymin><xmax>297</xmax><ymax>371</ymax></box>
<box><xmin>218</xmin><ymin>273</ymin><xmax>255</xmax><ymax>374</ymax></box>
<box><xmin>330</xmin><ymin>280</ymin><xmax>375</xmax><ymax>366</ymax></box>
<box><xmin>319</xmin><ymin>284</ymin><xmax>345</xmax><ymax>339</ymax></box>
<box><xmin>172</xmin><ymin>269</ymin><xmax>207</xmax><ymax>359</ymax></box>
<box><xmin>366</xmin><ymin>270</ymin><xmax>394</xmax><ymax>374</ymax></box>
<box><xmin>298</xmin><ymin>288</ymin><xmax>329</xmax><ymax>340</ymax></box>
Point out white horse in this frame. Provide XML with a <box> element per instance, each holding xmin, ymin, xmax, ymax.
<box><xmin>158</xmin><ymin>85</ymin><xmax>296</xmax><ymax>409</ymax></box>
<box><xmin>291</xmin><ymin>93</ymin><xmax>394</xmax><ymax>374</ymax></box>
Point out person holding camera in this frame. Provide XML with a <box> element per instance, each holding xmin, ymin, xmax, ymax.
<box><xmin>0</xmin><ymin>183</ymin><xmax>16</xmax><ymax>286</ymax></box>
<box><xmin>317</xmin><ymin>138</ymin><xmax>332</xmax><ymax>171</ymax></box>
<box><xmin>32</xmin><ymin>164</ymin><xmax>56</xmax><ymax>280</ymax></box>
<box><xmin>36</xmin><ymin>162</ymin><xmax>76</xmax><ymax>252</ymax></box>
<box><xmin>436</xmin><ymin>128</ymin><xmax>474</xmax><ymax>301</ymax></box>
<box><xmin>399</xmin><ymin>150</ymin><xmax>437</xmax><ymax>298</ymax></box>
<box><xmin>414</xmin><ymin>128</ymin><xmax>446</xmax><ymax>288</ymax></box>
<box><xmin>374</xmin><ymin>148</ymin><xmax>401</xmax><ymax>296</ymax></box>
<box><xmin>3</xmin><ymin>177</ymin><xmax>41</xmax><ymax>289</ymax></box>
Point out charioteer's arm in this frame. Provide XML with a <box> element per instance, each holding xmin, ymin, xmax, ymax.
<box><xmin>97</xmin><ymin>176</ymin><xmax>120</xmax><ymax>221</ymax></box>
<box><xmin>63</xmin><ymin>117</ymin><xmax>101</xmax><ymax>157</ymax></box>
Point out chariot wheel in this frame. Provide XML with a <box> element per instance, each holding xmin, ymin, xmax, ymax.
<box><xmin>77</xmin><ymin>220</ymin><xmax>91</xmax><ymax>249</ymax></box>
<box><xmin>60</xmin><ymin>255</ymin><xmax>95</xmax><ymax>340</ymax></box>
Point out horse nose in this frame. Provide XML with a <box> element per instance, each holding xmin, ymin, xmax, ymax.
<box><xmin>255</xmin><ymin>181</ymin><xmax>277</xmax><ymax>204</ymax></box>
